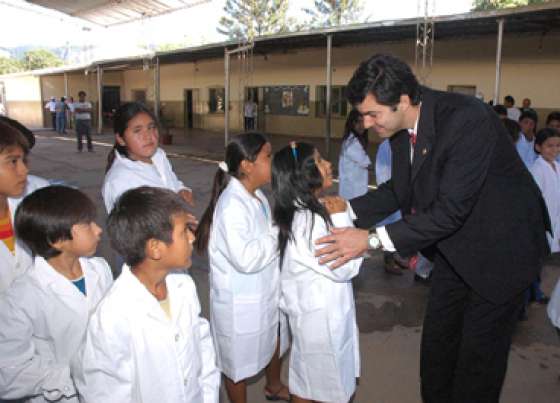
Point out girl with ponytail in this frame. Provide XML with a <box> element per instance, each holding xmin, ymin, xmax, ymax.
<box><xmin>271</xmin><ymin>142</ymin><xmax>363</xmax><ymax>403</ymax></box>
<box><xmin>195</xmin><ymin>132</ymin><xmax>289</xmax><ymax>403</ymax></box>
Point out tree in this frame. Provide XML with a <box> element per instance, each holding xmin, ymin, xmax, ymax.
<box><xmin>217</xmin><ymin>0</ymin><xmax>292</xmax><ymax>41</ymax></box>
<box><xmin>0</xmin><ymin>57</ymin><xmax>23</xmax><ymax>75</ymax></box>
<box><xmin>21</xmin><ymin>49</ymin><xmax>63</xmax><ymax>71</ymax></box>
<box><xmin>472</xmin><ymin>0</ymin><xmax>550</xmax><ymax>11</ymax></box>
<box><xmin>303</xmin><ymin>0</ymin><xmax>365</xmax><ymax>28</ymax></box>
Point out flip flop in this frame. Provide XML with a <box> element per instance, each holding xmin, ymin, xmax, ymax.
<box><xmin>264</xmin><ymin>385</ymin><xmax>290</xmax><ymax>402</ymax></box>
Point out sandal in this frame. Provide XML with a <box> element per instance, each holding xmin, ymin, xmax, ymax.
<box><xmin>264</xmin><ymin>384</ymin><xmax>290</xmax><ymax>401</ymax></box>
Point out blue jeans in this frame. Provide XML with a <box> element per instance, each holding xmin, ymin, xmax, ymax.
<box><xmin>55</xmin><ymin>112</ymin><xmax>66</xmax><ymax>133</ymax></box>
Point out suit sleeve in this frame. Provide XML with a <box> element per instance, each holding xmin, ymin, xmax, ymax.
<box><xmin>386</xmin><ymin>114</ymin><xmax>496</xmax><ymax>255</ymax></box>
<box><xmin>350</xmin><ymin>179</ymin><xmax>401</xmax><ymax>229</ymax></box>
<box><xmin>0</xmin><ymin>291</ymin><xmax>75</xmax><ymax>401</ymax></box>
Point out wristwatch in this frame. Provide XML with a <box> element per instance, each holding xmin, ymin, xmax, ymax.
<box><xmin>368</xmin><ymin>231</ymin><xmax>382</xmax><ymax>250</ymax></box>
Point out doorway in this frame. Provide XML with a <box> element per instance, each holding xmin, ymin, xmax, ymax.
<box><xmin>245</xmin><ymin>87</ymin><xmax>261</xmax><ymax>131</ymax></box>
<box><xmin>102</xmin><ymin>86</ymin><xmax>121</xmax><ymax>127</ymax></box>
<box><xmin>184</xmin><ymin>89</ymin><xmax>198</xmax><ymax>130</ymax></box>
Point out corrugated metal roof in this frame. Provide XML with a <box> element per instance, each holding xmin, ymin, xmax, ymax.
<box><xmin>25</xmin><ymin>0</ymin><xmax>210</xmax><ymax>27</ymax></box>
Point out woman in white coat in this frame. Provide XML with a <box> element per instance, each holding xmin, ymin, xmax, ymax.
<box><xmin>102</xmin><ymin>102</ymin><xmax>193</xmax><ymax>213</ymax></box>
<box><xmin>195</xmin><ymin>132</ymin><xmax>289</xmax><ymax>402</ymax></box>
<box><xmin>338</xmin><ymin>109</ymin><xmax>371</xmax><ymax>200</ymax></box>
<box><xmin>272</xmin><ymin>142</ymin><xmax>363</xmax><ymax>403</ymax></box>
<box><xmin>0</xmin><ymin>186</ymin><xmax>113</xmax><ymax>402</ymax></box>
<box><xmin>1</xmin><ymin>174</ymin><xmax>49</xmax><ymax>292</ymax></box>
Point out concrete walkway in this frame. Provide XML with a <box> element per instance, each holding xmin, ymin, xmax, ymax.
<box><xmin>30</xmin><ymin>129</ymin><xmax>560</xmax><ymax>403</ymax></box>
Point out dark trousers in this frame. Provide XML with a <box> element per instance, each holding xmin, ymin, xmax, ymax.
<box><xmin>244</xmin><ymin>116</ymin><xmax>255</xmax><ymax>131</ymax></box>
<box><xmin>420</xmin><ymin>254</ymin><xmax>524</xmax><ymax>403</ymax></box>
<box><xmin>50</xmin><ymin>112</ymin><xmax>56</xmax><ymax>129</ymax></box>
<box><xmin>76</xmin><ymin>119</ymin><xmax>92</xmax><ymax>151</ymax></box>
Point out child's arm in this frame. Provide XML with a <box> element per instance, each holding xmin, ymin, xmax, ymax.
<box><xmin>293</xmin><ymin>205</ymin><xmax>363</xmax><ymax>282</ymax></box>
<box><xmin>218</xmin><ymin>200</ymin><xmax>279</xmax><ymax>274</ymax></box>
<box><xmin>0</xmin><ymin>294</ymin><xmax>75</xmax><ymax>401</ymax></box>
<box><xmin>74</xmin><ymin>309</ymin><xmax>134</xmax><ymax>403</ymax></box>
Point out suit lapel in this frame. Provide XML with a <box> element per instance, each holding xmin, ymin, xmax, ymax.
<box><xmin>411</xmin><ymin>88</ymin><xmax>435</xmax><ymax>183</ymax></box>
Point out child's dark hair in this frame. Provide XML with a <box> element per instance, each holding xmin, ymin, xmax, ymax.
<box><xmin>14</xmin><ymin>186</ymin><xmax>97</xmax><ymax>259</ymax></box>
<box><xmin>0</xmin><ymin>119</ymin><xmax>30</xmax><ymax>155</ymax></box>
<box><xmin>195</xmin><ymin>132</ymin><xmax>268</xmax><ymax>253</ymax></box>
<box><xmin>519</xmin><ymin>110</ymin><xmax>538</xmax><ymax>125</ymax></box>
<box><xmin>105</xmin><ymin>102</ymin><xmax>159</xmax><ymax>172</ymax></box>
<box><xmin>271</xmin><ymin>142</ymin><xmax>332</xmax><ymax>267</ymax></box>
<box><xmin>107</xmin><ymin>186</ymin><xmax>189</xmax><ymax>267</ymax></box>
<box><xmin>546</xmin><ymin>111</ymin><xmax>560</xmax><ymax>126</ymax></box>
<box><xmin>0</xmin><ymin>116</ymin><xmax>35</xmax><ymax>149</ymax></box>
<box><xmin>502</xmin><ymin>118</ymin><xmax>520</xmax><ymax>143</ymax></box>
<box><xmin>534</xmin><ymin>128</ymin><xmax>560</xmax><ymax>153</ymax></box>
<box><xmin>342</xmin><ymin>109</ymin><xmax>368</xmax><ymax>153</ymax></box>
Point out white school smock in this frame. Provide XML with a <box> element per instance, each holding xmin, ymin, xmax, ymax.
<box><xmin>208</xmin><ymin>177</ymin><xmax>288</xmax><ymax>382</ymax></box>
<box><xmin>530</xmin><ymin>156</ymin><xmax>560</xmax><ymax>252</ymax></box>
<box><xmin>75</xmin><ymin>266</ymin><xmax>219</xmax><ymax>403</ymax></box>
<box><xmin>101</xmin><ymin>147</ymin><xmax>191</xmax><ymax>212</ymax></box>
<box><xmin>548</xmin><ymin>278</ymin><xmax>560</xmax><ymax>328</ymax></box>
<box><xmin>281</xmin><ymin>205</ymin><xmax>363</xmax><ymax>403</ymax></box>
<box><xmin>0</xmin><ymin>175</ymin><xmax>50</xmax><ymax>293</ymax></box>
<box><xmin>0</xmin><ymin>256</ymin><xmax>112</xmax><ymax>402</ymax></box>
<box><xmin>338</xmin><ymin>132</ymin><xmax>371</xmax><ymax>200</ymax></box>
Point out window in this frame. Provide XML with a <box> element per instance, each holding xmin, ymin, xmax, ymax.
<box><xmin>316</xmin><ymin>85</ymin><xmax>348</xmax><ymax>117</ymax></box>
<box><xmin>209</xmin><ymin>87</ymin><xmax>225</xmax><ymax>113</ymax></box>
<box><xmin>131</xmin><ymin>89</ymin><xmax>147</xmax><ymax>104</ymax></box>
<box><xmin>447</xmin><ymin>85</ymin><xmax>476</xmax><ymax>97</ymax></box>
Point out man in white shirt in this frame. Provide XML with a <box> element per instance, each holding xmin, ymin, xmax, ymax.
<box><xmin>73</xmin><ymin>91</ymin><xmax>93</xmax><ymax>152</ymax></box>
<box><xmin>504</xmin><ymin>95</ymin><xmax>521</xmax><ymax>122</ymax></box>
<box><xmin>44</xmin><ymin>96</ymin><xmax>57</xmax><ymax>129</ymax></box>
<box><xmin>243</xmin><ymin>99</ymin><xmax>256</xmax><ymax>131</ymax></box>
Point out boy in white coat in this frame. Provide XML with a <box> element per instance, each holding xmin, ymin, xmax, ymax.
<box><xmin>0</xmin><ymin>186</ymin><xmax>113</xmax><ymax>402</ymax></box>
<box><xmin>75</xmin><ymin>187</ymin><xmax>219</xmax><ymax>403</ymax></box>
<box><xmin>272</xmin><ymin>142</ymin><xmax>363</xmax><ymax>403</ymax></box>
<box><xmin>0</xmin><ymin>120</ymin><xmax>49</xmax><ymax>292</ymax></box>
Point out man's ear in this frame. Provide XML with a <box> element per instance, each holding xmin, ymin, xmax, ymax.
<box><xmin>399</xmin><ymin>94</ymin><xmax>412</xmax><ymax>110</ymax></box>
<box><xmin>145</xmin><ymin>238</ymin><xmax>163</xmax><ymax>261</ymax></box>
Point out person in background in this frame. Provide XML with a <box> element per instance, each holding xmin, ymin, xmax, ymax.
<box><xmin>55</xmin><ymin>96</ymin><xmax>68</xmax><ymax>134</ymax></box>
<box><xmin>516</xmin><ymin>111</ymin><xmax>538</xmax><ymax>168</ymax></box>
<box><xmin>44</xmin><ymin>96</ymin><xmax>57</xmax><ymax>129</ymax></box>
<box><xmin>504</xmin><ymin>95</ymin><xmax>521</xmax><ymax>122</ymax></box>
<box><xmin>546</xmin><ymin>111</ymin><xmax>560</xmax><ymax>132</ymax></box>
<box><xmin>74</xmin><ymin>91</ymin><xmax>93</xmax><ymax>152</ymax></box>
<box><xmin>521</xmin><ymin>98</ymin><xmax>536</xmax><ymax>115</ymax></box>
<box><xmin>492</xmin><ymin>104</ymin><xmax>508</xmax><ymax>120</ymax></box>
<box><xmin>243</xmin><ymin>98</ymin><xmax>257</xmax><ymax>131</ymax></box>
<box><xmin>66</xmin><ymin>96</ymin><xmax>75</xmax><ymax>130</ymax></box>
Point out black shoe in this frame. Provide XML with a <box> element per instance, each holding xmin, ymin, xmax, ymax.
<box><xmin>414</xmin><ymin>273</ymin><xmax>431</xmax><ymax>285</ymax></box>
<box><xmin>393</xmin><ymin>253</ymin><xmax>409</xmax><ymax>269</ymax></box>
<box><xmin>536</xmin><ymin>296</ymin><xmax>550</xmax><ymax>305</ymax></box>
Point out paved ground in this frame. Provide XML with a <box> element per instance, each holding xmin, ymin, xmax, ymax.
<box><xmin>29</xmin><ymin>128</ymin><xmax>560</xmax><ymax>402</ymax></box>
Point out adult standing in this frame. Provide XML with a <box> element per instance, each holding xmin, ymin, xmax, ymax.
<box><xmin>243</xmin><ymin>98</ymin><xmax>257</xmax><ymax>131</ymax></box>
<box><xmin>315</xmin><ymin>54</ymin><xmax>550</xmax><ymax>403</ymax></box>
<box><xmin>55</xmin><ymin>96</ymin><xmax>68</xmax><ymax>134</ymax></box>
<box><xmin>44</xmin><ymin>96</ymin><xmax>56</xmax><ymax>129</ymax></box>
<box><xmin>74</xmin><ymin>91</ymin><xmax>93</xmax><ymax>152</ymax></box>
<box><xmin>338</xmin><ymin>109</ymin><xmax>370</xmax><ymax>200</ymax></box>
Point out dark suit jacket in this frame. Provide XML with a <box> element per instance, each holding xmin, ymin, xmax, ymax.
<box><xmin>351</xmin><ymin>87</ymin><xmax>550</xmax><ymax>304</ymax></box>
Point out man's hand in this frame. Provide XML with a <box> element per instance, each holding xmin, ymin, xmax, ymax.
<box><xmin>314</xmin><ymin>227</ymin><xmax>369</xmax><ymax>269</ymax></box>
<box><xmin>179</xmin><ymin>189</ymin><xmax>195</xmax><ymax>206</ymax></box>
<box><xmin>321</xmin><ymin>196</ymin><xmax>347</xmax><ymax>214</ymax></box>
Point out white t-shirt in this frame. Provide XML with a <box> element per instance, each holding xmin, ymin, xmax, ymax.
<box><xmin>74</xmin><ymin>101</ymin><xmax>92</xmax><ymax>120</ymax></box>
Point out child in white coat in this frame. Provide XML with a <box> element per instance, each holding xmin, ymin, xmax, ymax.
<box><xmin>102</xmin><ymin>102</ymin><xmax>193</xmax><ymax>213</ymax></box>
<box><xmin>0</xmin><ymin>119</ymin><xmax>49</xmax><ymax>292</ymax></box>
<box><xmin>271</xmin><ymin>142</ymin><xmax>363</xmax><ymax>403</ymax></box>
<box><xmin>338</xmin><ymin>109</ymin><xmax>371</xmax><ymax>200</ymax></box>
<box><xmin>195</xmin><ymin>132</ymin><xmax>289</xmax><ymax>402</ymax></box>
<box><xmin>0</xmin><ymin>186</ymin><xmax>113</xmax><ymax>402</ymax></box>
<box><xmin>75</xmin><ymin>187</ymin><xmax>219</xmax><ymax>403</ymax></box>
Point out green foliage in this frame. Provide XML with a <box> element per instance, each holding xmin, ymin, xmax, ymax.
<box><xmin>472</xmin><ymin>0</ymin><xmax>550</xmax><ymax>11</ymax></box>
<box><xmin>303</xmin><ymin>0</ymin><xmax>365</xmax><ymax>28</ymax></box>
<box><xmin>217</xmin><ymin>0</ymin><xmax>293</xmax><ymax>41</ymax></box>
<box><xmin>21</xmin><ymin>49</ymin><xmax>63</xmax><ymax>71</ymax></box>
<box><xmin>0</xmin><ymin>57</ymin><xmax>23</xmax><ymax>75</ymax></box>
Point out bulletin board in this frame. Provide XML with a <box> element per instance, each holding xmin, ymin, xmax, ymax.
<box><xmin>263</xmin><ymin>85</ymin><xmax>310</xmax><ymax>116</ymax></box>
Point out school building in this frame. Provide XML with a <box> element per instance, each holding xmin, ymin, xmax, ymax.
<box><xmin>1</xmin><ymin>2</ymin><xmax>559</xmax><ymax>145</ymax></box>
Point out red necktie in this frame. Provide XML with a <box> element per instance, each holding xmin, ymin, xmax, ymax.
<box><xmin>409</xmin><ymin>131</ymin><xmax>417</xmax><ymax>146</ymax></box>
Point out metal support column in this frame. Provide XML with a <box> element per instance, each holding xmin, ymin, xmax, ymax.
<box><xmin>97</xmin><ymin>65</ymin><xmax>103</xmax><ymax>134</ymax></box>
<box><xmin>64</xmin><ymin>72</ymin><xmax>68</xmax><ymax>97</ymax></box>
<box><xmin>493</xmin><ymin>18</ymin><xmax>505</xmax><ymax>105</ymax></box>
<box><xmin>325</xmin><ymin>34</ymin><xmax>333</xmax><ymax>160</ymax></box>
<box><xmin>154</xmin><ymin>56</ymin><xmax>160</xmax><ymax>121</ymax></box>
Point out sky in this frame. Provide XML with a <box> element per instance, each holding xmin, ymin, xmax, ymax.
<box><xmin>0</xmin><ymin>0</ymin><xmax>473</xmax><ymax>62</ymax></box>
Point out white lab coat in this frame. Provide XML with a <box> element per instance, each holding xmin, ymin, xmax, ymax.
<box><xmin>208</xmin><ymin>177</ymin><xmax>287</xmax><ymax>382</ymax></box>
<box><xmin>338</xmin><ymin>132</ymin><xmax>371</xmax><ymax>200</ymax></box>
<box><xmin>75</xmin><ymin>266</ymin><xmax>219</xmax><ymax>403</ymax></box>
<box><xmin>0</xmin><ymin>256</ymin><xmax>112</xmax><ymax>402</ymax></box>
<box><xmin>0</xmin><ymin>175</ymin><xmax>50</xmax><ymax>293</ymax></box>
<box><xmin>530</xmin><ymin>156</ymin><xmax>560</xmax><ymax>252</ymax></box>
<box><xmin>281</xmin><ymin>205</ymin><xmax>363</xmax><ymax>403</ymax></box>
<box><xmin>102</xmin><ymin>147</ymin><xmax>190</xmax><ymax>212</ymax></box>
<box><xmin>547</xmin><ymin>277</ymin><xmax>560</xmax><ymax>328</ymax></box>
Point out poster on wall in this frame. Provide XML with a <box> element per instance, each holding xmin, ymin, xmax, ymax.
<box><xmin>264</xmin><ymin>85</ymin><xmax>309</xmax><ymax>116</ymax></box>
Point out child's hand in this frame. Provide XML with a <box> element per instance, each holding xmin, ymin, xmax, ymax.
<box><xmin>179</xmin><ymin>189</ymin><xmax>195</xmax><ymax>206</ymax></box>
<box><xmin>321</xmin><ymin>196</ymin><xmax>347</xmax><ymax>214</ymax></box>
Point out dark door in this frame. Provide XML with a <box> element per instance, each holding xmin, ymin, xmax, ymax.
<box><xmin>102</xmin><ymin>86</ymin><xmax>121</xmax><ymax>126</ymax></box>
<box><xmin>184</xmin><ymin>89</ymin><xmax>194</xmax><ymax>129</ymax></box>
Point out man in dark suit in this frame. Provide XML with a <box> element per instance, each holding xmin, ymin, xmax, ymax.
<box><xmin>315</xmin><ymin>54</ymin><xmax>550</xmax><ymax>403</ymax></box>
